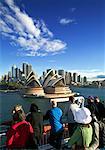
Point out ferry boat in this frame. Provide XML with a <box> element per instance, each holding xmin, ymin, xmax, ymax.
<box><xmin>0</xmin><ymin>95</ymin><xmax>85</xmax><ymax>149</ymax></box>
<box><xmin>0</xmin><ymin>123</ymin><xmax>70</xmax><ymax>150</ymax></box>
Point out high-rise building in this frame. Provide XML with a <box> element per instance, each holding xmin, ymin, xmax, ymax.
<box><xmin>83</xmin><ymin>76</ymin><xmax>87</xmax><ymax>83</ymax></box>
<box><xmin>58</xmin><ymin>69</ymin><xmax>65</xmax><ymax>77</ymax></box>
<box><xmin>77</xmin><ymin>75</ymin><xmax>81</xmax><ymax>83</ymax></box>
<box><xmin>8</xmin><ymin>71</ymin><xmax>12</xmax><ymax>78</ymax></box>
<box><xmin>69</xmin><ymin>72</ymin><xmax>72</xmax><ymax>83</ymax></box>
<box><xmin>28</xmin><ymin>65</ymin><xmax>32</xmax><ymax>75</ymax></box>
<box><xmin>73</xmin><ymin>73</ymin><xmax>78</xmax><ymax>83</ymax></box>
<box><xmin>22</xmin><ymin>63</ymin><xmax>32</xmax><ymax>78</ymax></box>
<box><xmin>11</xmin><ymin>65</ymin><xmax>16</xmax><ymax>78</ymax></box>
<box><xmin>65</xmin><ymin>71</ymin><xmax>71</xmax><ymax>85</ymax></box>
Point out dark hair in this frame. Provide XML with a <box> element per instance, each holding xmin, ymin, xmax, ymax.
<box><xmin>69</xmin><ymin>96</ymin><xmax>74</xmax><ymax>103</ymax></box>
<box><xmin>30</xmin><ymin>103</ymin><xmax>39</xmax><ymax>112</ymax></box>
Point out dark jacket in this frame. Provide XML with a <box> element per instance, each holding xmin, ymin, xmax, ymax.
<box><xmin>98</xmin><ymin>119</ymin><xmax>105</xmax><ymax>148</ymax></box>
<box><xmin>26</xmin><ymin>111</ymin><xmax>43</xmax><ymax>139</ymax></box>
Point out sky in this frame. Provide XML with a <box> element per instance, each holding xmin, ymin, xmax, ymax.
<box><xmin>0</xmin><ymin>0</ymin><xmax>105</xmax><ymax>80</ymax></box>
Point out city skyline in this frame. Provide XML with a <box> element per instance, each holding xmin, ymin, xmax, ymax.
<box><xmin>1</xmin><ymin>62</ymin><xmax>105</xmax><ymax>82</ymax></box>
<box><xmin>0</xmin><ymin>0</ymin><xmax>105</xmax><ymax>80</ymax></box>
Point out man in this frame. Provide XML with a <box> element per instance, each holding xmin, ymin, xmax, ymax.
<box><xmin>44</xmin><ymin>101</ymin><xmax>64</xmax><ymax>149</ymax></box>
<box><xmin>94</xmin><ymin>96</ymin><xmax>105</xmax><ymax>120</ymax></box>
<box><xmin>86</xmin><ymin>96</ymin><xmax>99</xmax><ymax>118</ymax></box>
<box><xmin>64</xmin><ymin>96</ymin><xmax>79</xmax><ymax>136</ymax></box>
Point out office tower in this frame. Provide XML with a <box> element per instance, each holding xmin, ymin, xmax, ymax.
<box><xmin>69</xmin><ymin>72</ymin><xmax>72</xmax><ymax>84</ymax></box>
<box><xmin>58</xmin><ymin>69</ymin><xmax>65</xmax><ymax>77</ymax></box>
<box><xmin>42</xmin><ymin>71</ymin><xmax>46</xmax><ymax>80</ymax></box>
<box><xmin>22</xmin><ymin>63</ymin><xmax>32</xmax><ymax>78</ymax></box>
<box><xmin>23</xmin><ymin>63</ymin><xmax>28</xmax><ymax>78</ymax></box>
<box><xmin>4</xmin><ymin>74</ymin><xmax>9</xmax><ymax>81</ymax></box>
<box><xmin>65</xmin><ymin>71</ymin><xmax>71</xmax><ymax>85</ymax></box>
<box><xmin>11</xmin><ymin>65</ymin><xmax>16</xmax><ymax>78</ymax></box>
<box><xmin>83</xmin><ymin>76</ymin><xmax>87</xmax><ymax>83</ymax></box>
<box><xmin>73</xmin><ymin>73</ymin><xmax>78</xmax><ymax>83</ymax></box>
<box><xmin>77</xmin><ymin>75</ymin><xmax>81</xmax><ymax>83</ymax></box>
<box><xmin>15</xmin><ymin>68</ymin><xmax>19</xmax><ymax>79</ymax></box>
<box><xmin>8</xmin><ymin>71</ymin><xmax>12</xmax><ymax>78</ymax></box>
<box><xmin>28</xmin><ymin>64</ymin><xmax>32</xmax><ymax>75</ymax></box>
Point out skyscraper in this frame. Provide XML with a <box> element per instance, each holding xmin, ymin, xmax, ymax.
<box><xmin>73</xmin><ymin>73</ymin><xmax>78</xmax><ymax>83</ymax></box>
<box><xmin>65</xmin><ymin>71</ymin><xmax>71</xmax><ymax>85</ymax></box>
<box><xmin>22</xmin><ymin>63</ymin><xmax>32</xmax><ymax>78</ymax></box>
<box><xmin>11</xmin><ymin>65</ymin><xmax>16</xmax><ymax>78</ymax></box>
<box><xmin>58</xmin><ymin>69</ymin><xmax>65</xmax><ymax>77</ymax></box>
<box><xmin>77</xmin><ymin>75</ymin><xmax>81</xmax><ymax>83</ymax></box>
<box><xmin>83</xmin><ymin>76</ymin><xmax>87</xmax><ymax>83</ymax></box>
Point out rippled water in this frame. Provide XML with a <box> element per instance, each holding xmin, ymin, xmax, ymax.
<box><xmin>0</xmin><ymin>87</ymin><xmax>105</xmax><ymax>123</ymax></box>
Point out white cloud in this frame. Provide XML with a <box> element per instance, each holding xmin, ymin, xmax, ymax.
<box><xmin>44</xmin><ymin>40</ymin><xmax>67</xmax><ymax>52</ymax></box>
<box><xmin>59</xmin><ymin>18</ymin><xmax>75</xmax><ymax>25</ymax></box>
<box><xmin>0</xmin><ymin>0</ymin><xmax>67</xmax><ymax>56</ymax></box>
<box><xmin>0</xmin><ymin>20</ymin><xmax>13</xmax><ymax>33</ymax></box>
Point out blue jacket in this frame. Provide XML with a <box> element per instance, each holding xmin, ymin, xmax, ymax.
<box><xmin>44</xmin><ymin>107</ymin><xmax>63</xmax><ymax>133</ymax></box>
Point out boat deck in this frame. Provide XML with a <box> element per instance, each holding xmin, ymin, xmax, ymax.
<box><xmin>0</xmin><ymin>124</ymin><xmax>70</xmax><ymax>150</ymax></box>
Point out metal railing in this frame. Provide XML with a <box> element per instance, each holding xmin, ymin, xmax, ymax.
<box><xmin>0</xmin><ymin>124</ymin><xmax>69</xmax><ymax>149</ymax></box>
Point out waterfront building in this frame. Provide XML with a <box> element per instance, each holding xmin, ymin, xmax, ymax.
<box><xmin>3</xmin><ymin>74</ymin><xmax>9</xmax><ymax>82</ymax></box>
<box><xmin>28</xmin><ymin>64</ymin><xmax>32</xmax><ymax>76</ymax></box>
<box><xmin>69</xmin><ymin>72</ymin><xmax>72</xmax><ymax>83</ymax></box>
<box><xmin>8</xmin><ymin>71</ymin><xmax>12</xmax><ymax>78</ymax></box>
<box><xmin>22</xmin><ymin>63</ymin><xmax>28</xmax><ymax>78</ymax></box>
<box><xmin>22</xmin><ymin>63</ymin><xmax>32</xmax><ymax>78</ymax></box>
<box><xmin>83</xmin><ymin>76</ymin><xmax>87</xmax><ymax>83</ymax></box>
<box><xmin>77</xmin><ymin>75</ymin><xmax>81</xmax><ymax>83</ymax></box>
<box><xmin>101</xmin><ymin>80</ymin><xmax>105</xmax><ymax>87</ymax></box>
<box><xmin>65</xmin><ymin>71</ymin><xmax>71</xmax><ymax>85</ymax></box>
<box><xmin>11</xmin><ymin>65</ymin><xmax>16</xmax><ymax>78</ymax></box>
<box><xmin>43</xmin><ymin>71</ymin><xmax>46</xmax><ymax>77</ymax></box>
<box><xmin>58</xmin><ymin>69</ymin><xmax>65</xmax><ymax>78</ymax></box>
<box><xmin>8</xmin><ymin>71</ymin><xmax>12</xmax><ymax>82</ymax></box>
<box><xmin>15</xmin><ymin>68</ymin><xmax>19</xmax><ymax>79</ymax></box>
<box><xmin>73</xmin><ymin>73</ymin><xmax>78</xmax><ymax>83</ymax></box>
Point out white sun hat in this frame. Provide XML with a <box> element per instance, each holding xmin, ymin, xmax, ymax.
<box><xmin>73</xmin><ymin>107</ymin><xmax>92</xmax><ymax>124</ymax></box>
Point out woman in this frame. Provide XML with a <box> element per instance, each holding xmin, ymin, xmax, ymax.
<box><xmin>67</xmin><ymin>107</ymin><xmax>93</xmax><ymax>150</ymax></box>
<box><xmin>6</xmin><ymin>104</ymin><xmax>34</xmax><ymax>149</ymax></box>
<box><xmin>26</xmin><ymin>103</ymin><xmax>43</xmax><ymax>149</ymax></box>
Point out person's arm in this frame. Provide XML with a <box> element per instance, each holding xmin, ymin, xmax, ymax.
<box><xmin>68</xmin><ymin>126</ymin><xmax>81</xmax><ymax>146</ymax></box>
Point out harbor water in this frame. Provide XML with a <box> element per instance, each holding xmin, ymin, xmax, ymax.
<box><xmin>0</xmin><ymin>87</ymin><xmax>105</xmax><ymax>123</ymax></box>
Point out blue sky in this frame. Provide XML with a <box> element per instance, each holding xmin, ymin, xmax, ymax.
<box><xmin>0</xmin><ymin>0</ymin><xmax>105</xmax><ymax>79</ymax></box>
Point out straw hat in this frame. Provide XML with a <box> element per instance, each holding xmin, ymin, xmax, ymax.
<box><xmin>73</xmin><ymin>107</ymin><xmax>92</xmax><ymax>124</ymax></box>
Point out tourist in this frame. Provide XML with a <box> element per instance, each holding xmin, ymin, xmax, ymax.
<box><xmin>75</xmin><ymin>97</ymin><xmax>85</xmax><ymax>108</ymax></box>
<box><xmin>86</xmin><ymin>116</ymin><xmax>99</xmax><ymax>150</ymax></box>
<box><xmin>26</xmin><ymin>103</ymin><xmax>43</xmax><ymax>149</ymax></box>
<box><xmin>98</xmin><ymin>117</ymin><xmax>105</xmax><ymax>149</ymax></box>
<box><xmin>94</xmin><ymin>96</ymin><xmax>105</xmax><ymax>120</ymax></box>
<box><xmin>64</xmin><ymin>96</ymin><xmax>79</xmax><ymax>136</ymax></box>
<box><xmin>6</xmin><ymin>105</ymin><xmax>34</xmax><ymax>149</ymax></box>
<box><xmin>65</xmin><ymin>107</ymin><xmax>93</xmax><ymax>149</ymax></box>
<box><xmin>44</xmin><ymin>100</ymin><xmax>64</xmax><ymax>149</ymax></box>
<box><xmin>86</xmin><ymin>96</ymin><xmax>98</xmax><ymax>118</ymax></box>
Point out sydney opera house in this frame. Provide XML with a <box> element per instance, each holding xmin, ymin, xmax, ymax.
<box><xmin>22</xmin><ymin>69</ymin><xmax>75</xmax><ymax>102</ymax></box>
